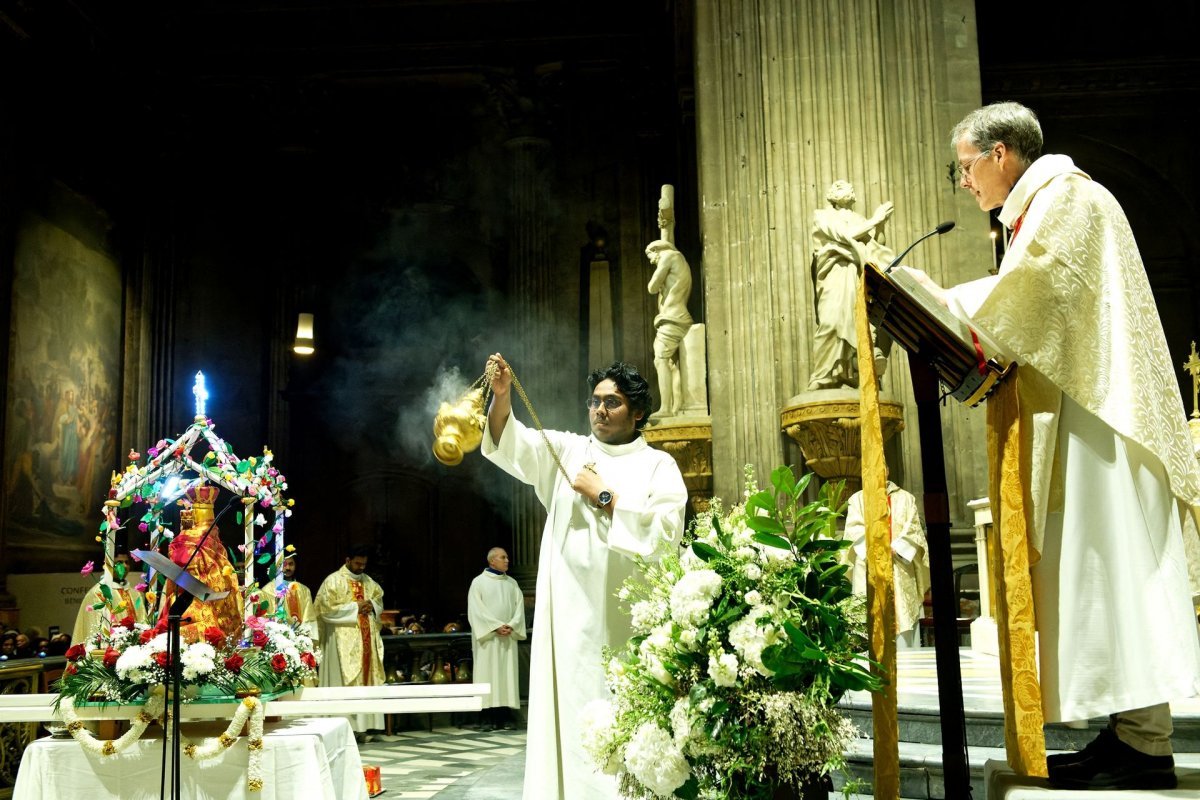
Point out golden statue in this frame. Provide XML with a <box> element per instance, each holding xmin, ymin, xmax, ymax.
<box><xmin>156</xmin><ymin>484</ymin><xmax>245</xmax><ymax>644</ymax></box>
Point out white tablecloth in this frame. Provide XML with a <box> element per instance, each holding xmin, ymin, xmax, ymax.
<box><xmin>13</xmin><ymin>716</ymin><xmax>368</xmax><ymax>800</ymax></box>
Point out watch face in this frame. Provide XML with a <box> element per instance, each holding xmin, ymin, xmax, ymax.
<box><xmin>598</xmin><ymin>490</ymin><xmax>613</xmax><ymax>506</ymax></box>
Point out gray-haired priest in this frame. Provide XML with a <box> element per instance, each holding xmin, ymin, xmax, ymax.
<box><xmin>467</xmin><ymin>546</ymin><xmax>527</xmax><ymax>731</ymax></box>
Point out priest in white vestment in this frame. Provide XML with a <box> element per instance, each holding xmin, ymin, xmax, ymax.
<box><xmin>314</xmin><ymin>545</ymin><xmax>386</xmax><ymax>736</ymax></box>
<box><xmin>482</xmin><ymin>355</ymin><xmax>688</xmax><ymax>800</ymax></box>
<box><xmin>901</xmin><ymin>101</ymin><xmax>1200</xmax><ymax>791</ymax></box>
<box><xmin>842</xmin><ymin>482</ymin><xmax>930</xmax><ymax>646</ymax></box>
<box><xmin>467</xmin><ymin>546</ymin><xmax>527</xmax><ymax>730</ymax></box>
<box><xmin>71</xmin><ymin>552</ymin><xmax>147</xmax><ymax>647</ymax></box>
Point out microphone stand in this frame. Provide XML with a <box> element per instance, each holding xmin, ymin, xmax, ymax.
<box><xmin>884</xmin><ymin>221</ymin><xmax>955</xmax><ymax>273</ymax></box>
<box><xmin>153</xmin><ymin>492</ymin><xmax>240</xmax><ymax>800</ymax></box>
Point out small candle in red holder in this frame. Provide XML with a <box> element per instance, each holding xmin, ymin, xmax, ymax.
<box><xmin>363</xmin><ymin>765</ymin><xmax>382</xmax><ymax>796</ymax></box>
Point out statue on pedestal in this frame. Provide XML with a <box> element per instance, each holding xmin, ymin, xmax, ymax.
<box><xmin>646</xmin><ymin>240</ymin><xmax>693</xmax><ymax>418</ymax></box>
<box><xmin>807</xmin><ymin>180</ymin><xmax>895</xmax><ymax>390</ymax></box>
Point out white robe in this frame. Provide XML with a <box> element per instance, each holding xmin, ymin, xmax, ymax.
<box><xmin>483</xmin><ymin>417</ymin><xmax>687</xmax><ymax>800</ymax></box>
<box><xmin>71</xmin><ymin>574</ymin><xmax>147</xmax><ymax>647</ymax></box>
<box><xmin>843</xmin><ymin>483</ymin><xmax>931</xmax><ymax>634</ymax></box>
<box><xmin>467</xmin><ymin>569</ymin><xmax>527</xmax><ymax>709</ymax></box>
<box><xmin>946</xmin><ymin>154</ymin><xmax>1200</xmax><ymax>722</ymax></box>
<box><xmin>314</xmin><ymin>566</ymin><xmax>386</xmax><ymax>732</ymax></box>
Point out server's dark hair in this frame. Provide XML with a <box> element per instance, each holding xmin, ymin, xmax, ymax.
<box><xmin>587</xmin><ymin>361</ymin><xmax>653</xmax><ymax>430</ymax></box>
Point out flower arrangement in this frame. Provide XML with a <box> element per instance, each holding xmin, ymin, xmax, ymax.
<box><xmin>55</xmin><ymin>617</ymin><xmax>319</xmax><ymax>708</ymax></box>
<box><xmin>584</xmin><ymin>466</ymin><xmax>881</xmax><ymax>799</ymax></box>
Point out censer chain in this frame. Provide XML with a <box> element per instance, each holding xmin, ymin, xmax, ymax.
<box><xmin>480</xmin><ymin>361</ymin><xmax>572</xmax><ymax>484</ymax></box>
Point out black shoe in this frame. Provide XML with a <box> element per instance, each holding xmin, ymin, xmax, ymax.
<box><xmin>1047</xmin><ymin>727</ymin><xmax>1117</xmax><ymax>769</ymax></box>
<box><xmin>1049</xmin><ymin>733</ymin><xmax>1176</xmax><ymax>791</ymax></box>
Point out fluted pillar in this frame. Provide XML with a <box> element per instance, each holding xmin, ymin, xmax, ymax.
<box><xmin>505</xmin><ymin>135</ymin><xmax>554</xmax><ymax>594</ymax></box>
<box><xmin>695</xmin><ymin>0</ymin><xmax>992</xmax><ymax>521</ymax></box>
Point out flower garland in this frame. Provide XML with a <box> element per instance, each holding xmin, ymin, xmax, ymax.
<box><xmin>57</xmin><ymin>689</ymin><xmax>268</xmax><ymax>792</ymax></box>
<box><xmin>59</xmin><ymin>689</ymin><xmax>164</xmax><ymax>756</ymax></box>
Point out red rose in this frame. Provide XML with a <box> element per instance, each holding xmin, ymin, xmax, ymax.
<box><xmin>203</xmin><ymin>627</ymin><xmax>225</xmax><ymax>648</ymax></box>
<box><xmin>102</xmin><ymin>647</ymin><xmax>119</xmax><ymax>669</ymax></box>
<box><xmin>154</xmin><ymin>651</ymin><xmax>171</xmax><ymax>669</ymax></box>
<box><xmin>65</xmin><ymin>644</ymin><xmax>86</xmax><ymax>661</ymax></box>
<box><xmin>252</xmin><ymin>629</ymin><xmax>268</xmax><ymax>648</ymax></box>
<box><xmin>65</xmin><ymin>663</ymin><xmax>78</xmax><ymax>676</ymax></box>
<box><xmin>139</xmin><ymin>629</ymin><xmax>156</xmax><ymax>644</ymax></box>
<box><xmin>114</xmin><ymin>615</ymin><xmax>136</xmax><ymax>630</ymax></box>
<box><xmin>300</xmin><ymin>652</ymin><xmax>317</xmax><ymax>670</ymax></box>
<box><xmin>224</xmin><ymin>653</ymin><xmax>244</xmax><ymax>673</ymax></box>
<box><xmin>270</xmin><ymin>653</ymin><xmax>288</xmax><ymax>673</ymax></box>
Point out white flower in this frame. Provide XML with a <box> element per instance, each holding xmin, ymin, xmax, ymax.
<box><xmin>709</xmin><ymin>652</ymin><xmax>739</xmax><ymax>687</ymax></box>
<box><xmin>641</xmin><ymin>651</ymin><xmax>674</xmax><ymax>687</ymax></box>
<box><xmin>624</xmin><ymin>722</ymin><xmax>690</xmax><ymax>797</ymax></box>
<box><xmin>678</xmin><ymin>628</ymin><xmax>698</xmax><ymax>649</ymax></box>
<box><xmin>744</xmin><ymin>589</ymin><xmax>763</xmax><ymax>606</ymax></box>
<box><xmin>580</xmin><ymin>699</ymin><xmax>623</xmax><ymax>775</ymax></box>
<box><xmin>630</xmin><ymin>600</ymin><xmax>665</xmax><ymax>632</ymax></box>
<box><xmin>743</xmin><ymin>563</ymin><xmax>762</xmax><ymax>580</ymax></box>
<box><xmin>728</xmin><ymin>607</ymin><xmax>778</xmax><ymax>676</ymax></box>
<box><xmin>669</xmin><ymin>697</ymin><xmax>692</xmax><ymax>743</ymax></box>
<box><xmin>669</xmin><ymin>569</ymin><xmax>723</xmax><ymax>627</ymax></box>
<box><xmin>115</xmin><ymin>645</ymin><xmax>153</xmax><ymax>682</ymax></box>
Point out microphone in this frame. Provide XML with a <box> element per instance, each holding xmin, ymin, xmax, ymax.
<box><xmin>884</xmin><ymin>221</ymin><xmax>955</xmax><ymax>273</ymax></box>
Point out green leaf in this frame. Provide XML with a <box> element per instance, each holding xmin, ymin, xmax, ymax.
<box><xmin>744</xmin><ymin>515</ymin><xmax>785</xmax><ymax>534</ymax></box>
<box><xmin>203</xmin><ymin>451</ymin><xmax>217</xmax><ymax>464</ymax></box>
<box><xmin>689</xmin><ymin>683</ymin><xmax>708</xmax><ymax>703</ymax></box>
<box><xmin>674</xmin><ymin>776</ymin><xmax>701</xmax><ymax>800</ymax></box>
<box><xmin>99</xmin><ymin>583</ymin><xmax>113</xmax><ymax>602</ymax></box>
<box><xmin>691</xmin><ymin>541</ymin><xmax>719</xmax><ymax>562</ymax></box>
<box><xmin>794</xmin><ymin>471</ymin><xmax>813</xmax><ymax>496</ymax></box>
<box><xmin>770</xmin><ymin>465</ymin><xmax>797</xmax><ymax>496</ymax></box>
<box><xmin>256</xmin><ymin>553</ymin><xmax>272</xmax><ymax>564</ymax></box>
<box><xmin>782</xmin><ymin>621</ymin><xmax>824</xmax><ymax>659</ymax></box>
<box><xmin>99</xmin><ymin>521</ymin><xmax>109</xmax><ymax>533</ymax></box>
<box><xmin>236</xmin><ymin>511</ymin><xmax>243</xmax><ymax>526</ymax></box>
<box><xmin>237</xmin><ymin>460</ymin><xmax>251</xmax><ymax>474</ymax></box>
<box><xmin>745</xmin><ymin>490</ymin><xmax>775</xmax><ymax>515</ymax></box>
<box><xmin>752</xmin><ymin>531</ymin><xmax>791</xmax><ymax>550</ymax></box>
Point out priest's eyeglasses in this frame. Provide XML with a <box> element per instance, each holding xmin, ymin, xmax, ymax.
<box><xmin>587</xmin><ymin>397</ymin><xmax>624</xmax><ymax>412</ymax></box>
<box><xmin>958</xmin><ymin>147</ymin><xmax>994</xmax><ymax>177</ymax></box>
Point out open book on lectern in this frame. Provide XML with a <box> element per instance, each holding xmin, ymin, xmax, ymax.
<box><xmin>132</xmin><ymin>549</ymin><xmax>230</xmax><ymax>604</ymax></box>
<box><xmin>863</xmin><ymin>262</ymin><xmax>1014</xmax><ymax>407</ymax></box>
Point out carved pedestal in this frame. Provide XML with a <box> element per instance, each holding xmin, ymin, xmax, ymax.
<box><xmin>643</xmin><ymin>418</ymin><xmax>713</xmax><ymax>516</ymax></box>
<box><xmin>780</xmin><ymin>389</ymin><xmax>904</xmax><ymax>495</ymax></box>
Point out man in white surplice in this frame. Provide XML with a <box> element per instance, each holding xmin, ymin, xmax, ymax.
<box><xmin>842</xmin><ymin>482</ymin><xmax>930</xmax><ymax>648</ymax></box>
<box><xmin>467</xmin><ymin>546</ymin><xmax>527</xmax><ymax>731</ymax></box>
<box><xmin>314</xmin><ymin>545</ymin><xmax>386</xmax><ymax>739</ymax></box>
<box><xmin>901</xmin><ymin>101</ymin><xmax>1200</xmax><ymax>791</ymax></box>
<box><xmin>482</xmin><ymin>355</ymin><xmax>688</xmax><ymax>800</ymax></box>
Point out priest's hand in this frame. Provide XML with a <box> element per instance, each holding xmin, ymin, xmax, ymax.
<box><xmin>497</xmin><ymin>625</ymin><xmax>513</xmax><ymax>637</ymax></box>
<box><xmin>357</xmin><ymin>600</ymin><xmax>374</xmax><ymax>616</ymax></box>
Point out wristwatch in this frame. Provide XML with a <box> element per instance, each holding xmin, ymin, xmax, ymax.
<box><xmin>596</xmin><ymin>489</ymin><xmax>613</xmax><ymax>508</ymax></box>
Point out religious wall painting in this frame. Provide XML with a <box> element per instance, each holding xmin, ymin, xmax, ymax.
<box><xmin>3</xmin><ymin>212</ymin><xmax>122</xmax><ymax>565</ymax></box>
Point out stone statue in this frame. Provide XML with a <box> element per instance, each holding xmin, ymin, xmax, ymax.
<box><xmin>806</xmin><ymin>180</ymin><xmax>896</xmax><ymax>390</ymax></box>
<box><xmin>646</xmin><ymin>239</ymin><xmax>694</xmax><ymax>417</ymax></box>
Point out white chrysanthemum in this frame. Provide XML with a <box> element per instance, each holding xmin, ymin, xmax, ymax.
<box><xmin>115</xmin><ymin>645</ymin><xmax>153</xmax><ymax>682</ymax></box>
<box><xmin>669</xmin><ymin>569</ymin><xmax>723</xmax><ymax>627</ymax></box>
<box><xmin>624</xmin><ymin>722</ymin><xmax>690</xmax><ymax>797</ymax></box>
<box><xmin>728</xmin><ymin>607</ymin><xmax>778</xmax><ymax>676</ymax></box>
<box><xmin>148</xmin><ymin>633</ymin><xmax>169</xmax><ymax>652</ymax></box>
<box><xmin>709</xmin><ymin>651</ymin><xmax>740</xmax><ymax>687</ymax></box>
<box><xmin>580</xmin><ymin>699</ymin><xmax>623</xmax><ymax>775</ymax></box>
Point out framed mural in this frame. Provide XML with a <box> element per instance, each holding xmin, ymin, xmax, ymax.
<box><xmin>3</xmin><ymin>211</ymin><xmax>122</xmax><ymax>570</ymax></box>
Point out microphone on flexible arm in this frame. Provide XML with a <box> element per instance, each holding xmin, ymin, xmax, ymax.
<box><xmin>884</xmin><ymin>221</ymin><xmax>956</xmax><ymax>273</ymax></box>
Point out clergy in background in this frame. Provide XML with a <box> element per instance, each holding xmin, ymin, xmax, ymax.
<box><xmin>902</xmin><ymin>100</ymin><xmax>1200</xmax><ymax>791</ymax></box>
<box><xmin>482</xmin><ymin>354</ymin><xmax>688</xmax><ymax>800</ymax></box>
<box><xmin>72</xmin><ymin>551</ymin><xmax>148</xmax><ymax>647</ymax></box>
<box><xmin>314</xmin><ymin>544</ymin><xmax>385</xmax><ymax>738</ymax></box>
<box><xmin>841</xmin><ymin>481</ymin><xmax>930</xmax><ymax>648</ymax></box>
<box><xmin>467</xmin><ymin>546</ymin><xmax>526</xmax><ymax>731</ymax></box>
<box><xmin>279</xmin><ymin>553</ymin><xmax>317</xmax><ymax>636</ymax></box>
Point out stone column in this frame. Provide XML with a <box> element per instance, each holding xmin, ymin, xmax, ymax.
<box><xmin>505</xmin><ymin>135</ymin><xmax>554</xmax><ymax>595</ymax></box>
<box><xmin>695</xmin><ymin>0</ymin><xmax>992</xmax><ymax>524</ymax></box>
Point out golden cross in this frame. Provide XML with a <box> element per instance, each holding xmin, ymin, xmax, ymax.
<box><xmin>1183</xmin><ymin>341</ymin><xmax>1200</xmax><ymax>419</ymax></box>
